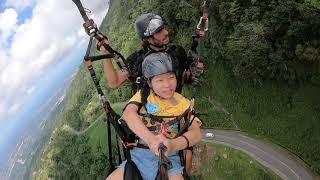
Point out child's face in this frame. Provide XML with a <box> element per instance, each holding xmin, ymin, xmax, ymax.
<box><xmin>149</xmin><ymin>72</ymin><xmax>177</xmax><ymax>99</ymax></box>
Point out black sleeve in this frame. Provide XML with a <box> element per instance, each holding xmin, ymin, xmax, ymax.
<box><xmin>126</xmin><ymin>51</ymin><xmax>140</xmax><ymax>75</ymax></box>
<box><xmin>126</xmin><ymin>51</ymin><xmax>146</xmax><ymax>92</ymax></box>
<box><xmin>126</xmin><ymin>51</ymin><xmax>143</xmax><ymax>80</ymax></box>
<box><xmin>175</xmin><ymin>45</ymin><xmax>190</xmax><ymax>70</ymax></box>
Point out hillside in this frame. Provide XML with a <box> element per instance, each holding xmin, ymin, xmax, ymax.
<box><xmin>36</xmin><ymin>0</ymin><xmax>320</xmax><ymax>179</ymax></box>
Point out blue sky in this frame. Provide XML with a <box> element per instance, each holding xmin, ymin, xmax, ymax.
<box><xmin>0</xmin><ymin>0</ymin><xmax>110</xmax><ymax>167</ymax></box>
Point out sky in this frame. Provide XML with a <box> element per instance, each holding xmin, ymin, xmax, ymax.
<box><xmin>0</xmin><ymin>0</ymin><xmax>110</xmax><ymax>164</ymax></box>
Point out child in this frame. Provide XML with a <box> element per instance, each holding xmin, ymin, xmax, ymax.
<box><xmin>107</xmin><ymin>52</ymin><xmax>202</xmax><ymax>180</ymax></box>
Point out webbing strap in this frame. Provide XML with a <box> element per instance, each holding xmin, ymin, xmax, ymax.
<box><xmin>107</xmin><ymin>114</ymin><xmax>114</xmax><ymax>173</ymax></box>
<box><xmin>116</xmin><ymin>134</ymin><xmax>122</xmax><ymax>165</ymax></box>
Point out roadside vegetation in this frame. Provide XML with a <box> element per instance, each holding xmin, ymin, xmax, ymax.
<box><xmin>35</xmin><ymin>0</ymin><xmax>320</xmax><ymax>179</ymax></box>
<box><xmin>196</xmin><ymin>143</ymin><xmax>281</xmax><ymax>180</ymax></box>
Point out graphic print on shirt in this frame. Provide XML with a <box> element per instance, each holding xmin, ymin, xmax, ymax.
<box><xmin>146</xmin><ymin>101</ymin><xmax>159</xmax><ymax>114</ymax></box>
<box><xmin>145</xmin><ymin>97</ymin><xmax>180</xmax><ymax>139</ymax></box>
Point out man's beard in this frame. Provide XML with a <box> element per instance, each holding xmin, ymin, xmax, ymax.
<box><xmin>154</xmin><ymin>37</ymin><xmax>169</xmax><ymax>47</ymax></box>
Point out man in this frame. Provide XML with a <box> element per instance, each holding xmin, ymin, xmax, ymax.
<box><xmin>99</xmin><ymin>13</ymin><xmax>199</xmax><ymax>176</ymax></box>
<box><xmin>99</xmin><ymin>13</ymin><xmax>192</xmax><ymax>93</ymax></box>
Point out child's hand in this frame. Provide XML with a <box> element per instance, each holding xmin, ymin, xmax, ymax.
<box><xmin>147</xmin><ymin>134</ymin><xmax>166</xmax><ymax>156</ymax></box>
<box><xmin>162</xmin><ymin>139</ymin><xmax>176</xmax><ymax>157</ymax></box>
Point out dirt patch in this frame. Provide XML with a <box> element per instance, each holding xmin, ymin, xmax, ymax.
<box><xmin>191</xmin><ymin>142</ymin><xmax>215</xmax><ymax>176</ymax></box>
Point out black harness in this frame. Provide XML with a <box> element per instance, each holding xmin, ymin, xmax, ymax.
<box><xmin>121</xmin><ymin>100</ymin><xmax>196</xmax><ymax>148</ymax></box>
<box><xmin>121</xmin><ymin>100</ymin><xmax>197</xmax><ymax>180</ymax></box>
<box><xmin>126</xmin><ymin>45</ymin><xmax>187</xmax><ymax>94</ymax></box>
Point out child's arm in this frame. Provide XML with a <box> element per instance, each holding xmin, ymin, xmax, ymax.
<box><xmin>123</xmin><ymin>104</ymin><xmax>166</xmax><ymax>156</ymax></box>
<box><xmin>164</xmin><ymin>118</ymin><xmax>202</xmax><ymax>156</ymax></box>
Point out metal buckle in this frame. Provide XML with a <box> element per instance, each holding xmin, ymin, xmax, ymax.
<box><xmin>135</xmin><ymin>77</ymin><xmax>141</xmax><ymax>84</ymax></box>
<box><xmin>196</xmin><ymin>16</ymin><xmax>209</xmax><ymax>31</ymax></box>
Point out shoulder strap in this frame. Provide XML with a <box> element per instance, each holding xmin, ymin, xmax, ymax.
<box><xmin>141</xmin><ymin>108</ymin><xmax>191</xmax><ymax>132</ymax></box>
<box><xmin>126</xmin><ymin>49</ymin><xmax>150</xmax><ymax>93</ymax></box>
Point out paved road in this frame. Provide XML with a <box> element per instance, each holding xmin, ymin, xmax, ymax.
<box><xmin>202</xmin><ymin>129</ymin><xmax>314</xmax><ymax>180</ymax></box>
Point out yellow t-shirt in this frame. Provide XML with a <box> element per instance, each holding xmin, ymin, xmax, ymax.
<box><xmin>128</xmin><ymin>90</ymin><xmax>201</xmax><ymax>138</ymax></box>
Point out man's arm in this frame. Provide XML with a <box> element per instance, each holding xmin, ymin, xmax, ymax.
<box><xmin>175</xmin><ymin>45</ymin><xmax>193</xmax><ymax>84</ymax></box>
<box><xmin>177</xmin><ymin>45</ymin><xmax>204</xmax><ymax>84</ymax></box>
<box><xmin>98</xmin><ymin>38</ymin><xmax>128</xmax><ymax>88</ymax></box>
<box><xmin>103</xmin><ymin>60</ymin><xmax>128</xmax><ymax>88</ymax></box>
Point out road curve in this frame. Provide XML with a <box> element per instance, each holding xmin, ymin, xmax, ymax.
<box><xmin>201</xmin><ymin>129</ymin><xmax>314</xmax><ymax>180</ymax></box>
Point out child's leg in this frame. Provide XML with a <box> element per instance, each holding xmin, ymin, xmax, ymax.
<box><xmin>169</xmin><ymin>174</ymin><xmax>184</xmax><ymax>180</ymax></box>
<box><xmin>106</xmin><ymin>167</ymin><xmax>124</xmax><ymax>180</ymax></box>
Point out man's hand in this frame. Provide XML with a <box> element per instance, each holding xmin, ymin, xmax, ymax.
<box><xmin>197</xmin><ymin>30</ymin><xmax>206</xmax><ymax>38</ymax></box>
<box><xmin>83</xmin><ymin>19</ymin><xmax>97</xmax><ymax>37</ymax></box>
<box><xmin>96</xmin><ymin>33</ymin><xmax>110</xmax><ymax>53</ymax></box>
<box><xmin>195</xmin><ymin>61</ymin><xmax>204</xmax><ymax>70</ymax></box>
<box><xmin>190</xmin><ymin>60</ymin><xmax>204</xmax><ymax>82</ymax></box>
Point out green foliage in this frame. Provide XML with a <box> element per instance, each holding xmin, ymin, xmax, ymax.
<box><xmin>304</xmin><ymin>0</ymin><xmax>320</xmax><ymax>9</ymax></box>
<box><xmin>200</xmin><ymin>144</ymin><xmax>281</xmax><ymax>180</ymax></box>
<box><xmin>86</xmin><ymin>118</ymin><xmax>107</xmax><ymax>154</ymax></box>
<box><xmin>225</xmin><ymin>22</ymin><xmax>270</xmax><ymax>82</ymax></box>
<box><xmin>45</xmin><ymin>130</ymin><xmax>108</xmax><ymax>179</ymax></box>
<box><xmin>210</xmin><ymin>0</ymin><xmax>320</xmax><ymax>85</ymax></box>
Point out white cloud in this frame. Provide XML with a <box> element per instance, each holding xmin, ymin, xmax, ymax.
<box><xmin>26</xmin><ymin>86</ymin><xmax>35</xmax><ymax>95</ymax></box>
<box><xmin>8</xmin><ymin>102</ymin><xmax>21</xmax><ymax>115</ymax></box>
<box><xmin>0</xmin><ymin>102</ymin><xmax>5</xmax><ymax>117</ymax></box>
<box><xmin>0</xmin><ymin>8</ymin><xmax>18</xmax><ymax>47</ymax></box>
<box><xmin>0</xmin><ymin>0</ymin><xmax>110</xmax><ymax>121</ymax></box>
<box><xmin>0</xmin><ymin>49</ymin><xmax>8</xmax><ymax>71</ymax></box>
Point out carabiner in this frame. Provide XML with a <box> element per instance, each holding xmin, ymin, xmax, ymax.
<box><xmin>196</xmin><ymin>16</ymin><xmax>209</xmax><ymax>32</ymax></box>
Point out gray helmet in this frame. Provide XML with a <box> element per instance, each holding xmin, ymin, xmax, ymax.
<box><xmin>142</xmin><ymin>52</ymin><xmax>173</xmax><ymax>79</ymax></box>
<box><xmin>135</xmin><ymin>13</ymin><xmax>165</xmax><ymax>40</ymax></box>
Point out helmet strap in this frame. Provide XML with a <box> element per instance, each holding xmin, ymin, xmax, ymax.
<box><xmin>147</xmin><ymin>79</ymin><xmax>153</xmax><ymax>89</ymax></box>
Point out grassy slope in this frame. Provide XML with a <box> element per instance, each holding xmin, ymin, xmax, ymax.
<box><xmin>200</xmin><ymin>144</ymin><xmax>281</xmax><ymax>180</ymax></box>
<box><xmin>198</xmin><ymin>62</ymin><xmax>320</xmax><ymax>174</ymax></box>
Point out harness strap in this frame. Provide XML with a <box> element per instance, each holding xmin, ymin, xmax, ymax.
<box><xmin>139</xmin><ymin>107</ymin><xmax>190</xmax><ymax>122</ymax></box>
<box><xmin>156</xmin><ymin>143</ymin><xmax>172</xmax><ymax>180</ymax></box>
<box><xmin>146</xmin><ymin>114</ymin><xmax>186</xmax><ymax>132</ymax></box>
<box><xmin>107</xmin><ymin>114</ymin><xmax>114</xmax><ymax>173</ymax></box>
<box><xmin>136</xmin><ymin>143</ymin><xmax>149</xmax><ymax>149</ymax></box>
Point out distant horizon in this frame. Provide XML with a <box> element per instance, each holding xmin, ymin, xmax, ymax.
<box><xmin>0</xmin><ymin>0</ymin><xmax>109</xmax><ymax>177</ymax></box>
<box><xmin>0</xmin><ymin>48</ymin><xmax>84</xmax><ymax>175</ymax></box>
